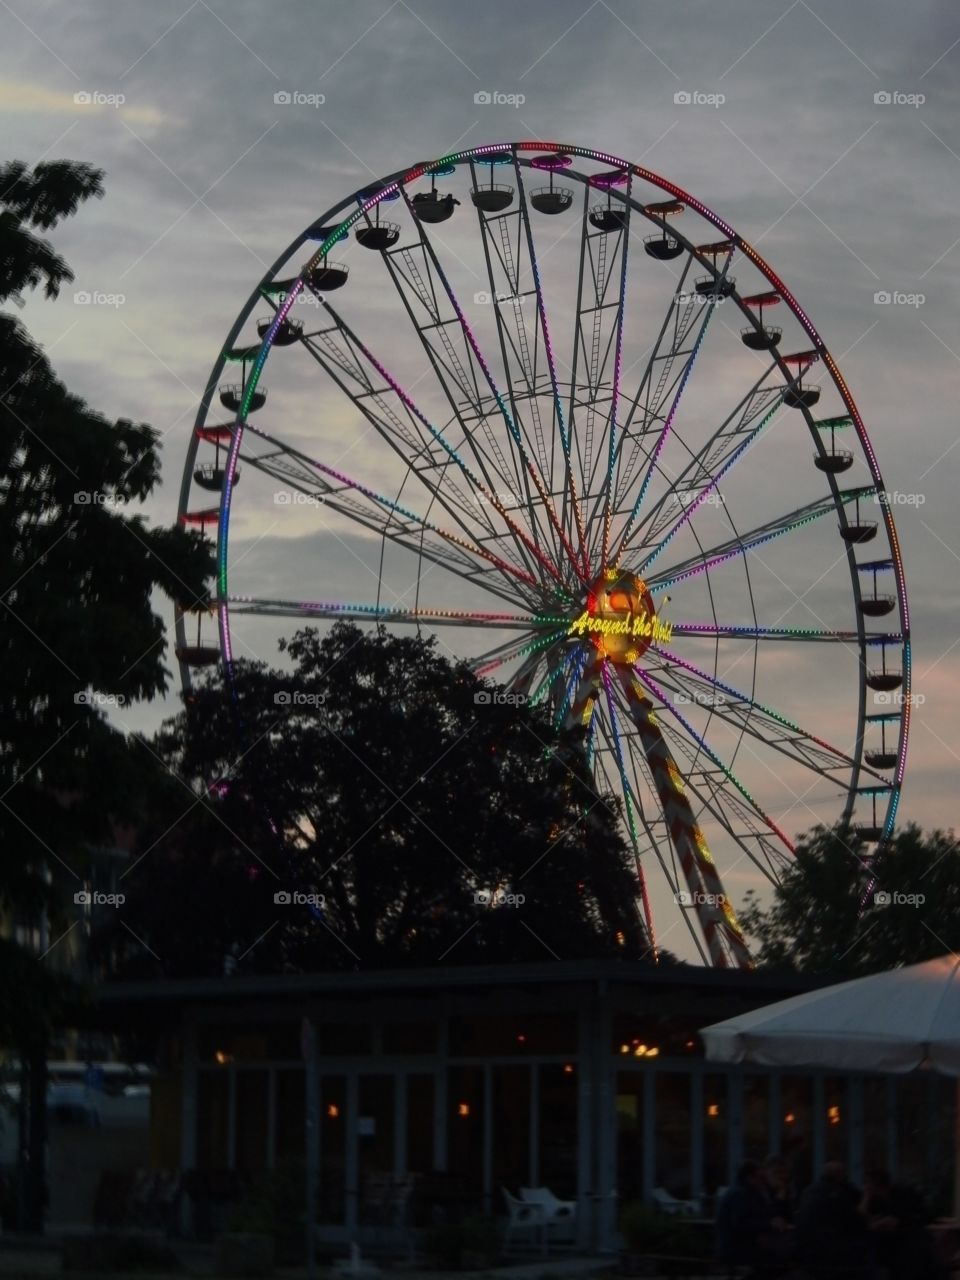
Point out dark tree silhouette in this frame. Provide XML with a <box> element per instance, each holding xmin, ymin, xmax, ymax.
<box><xmin>0</xmin><ymin>160</ymin><xmax>213</xmax><ymax>1043</ymax></box>
<box><xmin>740</xmin><ymin>823</ymin><xmax>960</xmax><ymax>976</ymax></box>
<box><xmin>100</xmin><ymin>623</ymin><xmax>655</xmax><ymax>976</ymax></box>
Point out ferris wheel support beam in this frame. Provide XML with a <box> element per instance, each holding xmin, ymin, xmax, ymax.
<box><xmin>615</xmin><ymin>666</ymin><xmax>752</xmax><ymax>969</ymax></box>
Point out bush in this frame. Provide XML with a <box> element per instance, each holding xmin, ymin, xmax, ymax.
<box><xmin>618</xmin><ymin>1203</ymin><xmax>681</xmax><ymax>1253</ymax></box>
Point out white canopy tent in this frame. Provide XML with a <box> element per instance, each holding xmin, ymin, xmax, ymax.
<box><xmin>701</xmin><ymin>954</ymin><xmax>960</xmax><ymax>1212</ymax></box>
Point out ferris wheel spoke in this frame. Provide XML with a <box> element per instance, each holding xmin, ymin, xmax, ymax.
<box><xmin>604</xmin><ymin>253</ymin><xmax>698</xmax><ymax>516</ymax></box>
<box><xmin>235</xmin><ymin>420</ymin><xmax>549</xmax><ymax>608</ymax></box>
<box><xmin>513</xmin><ymin>158</ymin><xmax>592</xmax><ymax>577</ymax></box>
<box><xmin>647</xmin><ymin>486</ymin><xmax>876</xmax><ymax>592</ymax></box>
<box><xmin>310</xmin><ymin>300</ymin><xmax>563</xmax><ymax>592</ymax></box>
<box><xmin>634</xmin><ymin>666</ymin><xmax>795</xmax><ymax>857</ymax></box>
<box><xmin>555</xmin><ymin>168</ymin><xmax>633</xmax><ymax>571</ymax></box>
<box><xmin>471</xmin><ymin>627</ymin><xmax>568</xmax><ymax>677</ymax></box>
<box><xmin>645</xmin><ymin>645</ymin><xmax>890</xmax><ymax>787</ymax></box>
<box><xmin>610</xmin><ymin>263</ymin><xmax>730</xmax><ymax>566</ymax></box>
<box><xmin>613</xmin><ymin>673</ymin><xmax>790</xmax><ymax>888</ymax></box>
<box><xmin>631</xmin><ymin>375</ymin><xmax>785</xmax><ymax>569</ymax></box>
<box><xmin>392</xmin><ymin>184</ymin><xmax>588</xmax><ymax>590</ymax></box>
<box><xmin>226</xmin><ymin>598</ymin><xmax>555</xmax><ymax>630</ymax></box>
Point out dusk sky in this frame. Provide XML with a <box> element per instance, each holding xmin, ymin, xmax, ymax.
<box><xmin>5</xmin><ymin>0</ymin><xmax>958</xmax><ymax>961</ymax></box>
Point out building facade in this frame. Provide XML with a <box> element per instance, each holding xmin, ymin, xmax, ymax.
<box><xmin>97</xmin><ymin>960</ymin><xmax>955</xmax><ymax>1250</ymax></box>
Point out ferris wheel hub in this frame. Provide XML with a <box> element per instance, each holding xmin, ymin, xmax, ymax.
<box><xmin>566</xmin><ymin>569</ymin><xmax>670</xmax><ymax>665</ymax></box>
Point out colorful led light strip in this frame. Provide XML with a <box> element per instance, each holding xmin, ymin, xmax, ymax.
<box><xmin>650</xmin><ymin>489</ymin><xmax>872</xmax><ymax>592</ymax></box>
<box><xmin>612</xmin><ymin>302</ymin><xmax>716</xmax><ymax>568</ymax></box>
<box><xmin>647</xmin><ymin>643</ymin><xmax>860</xmax><ymax>770</ymax></box>
<box><xmin>600</xmin><ymin>172</ymin><xmax>631</xmax><ymax>570</ymax></box>
<box><xmin>637</xmin><ymin>399</ymin><xmax>783</xmax><ymax>575</ymax></box>
<box><xmin>473</xmin><ymin>627</ymin><xmax>566</xmax><ymax>678</ymax></box>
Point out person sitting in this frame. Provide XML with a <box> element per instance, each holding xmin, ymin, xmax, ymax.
<box><xmin>716</xmin><ymin>1159</ymin><xmax>792</xmax><ymax>1274</ymax></box>
<box><xmin>795</xmin><ymin>1162</ymin><xmax>874</xmax><ymax>1278</ymax></box>
<box><xmin>861</xmin><ymin>1169</ymin><xmax>940</xmax><ymax>1280</ymax></box>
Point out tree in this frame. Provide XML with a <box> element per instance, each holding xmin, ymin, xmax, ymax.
<box><xmin>740</xmin><ymin>824</ymin><xmax>960</xmax><ymax>977</ymax></box>
<box><xmin>0</xmin><ymin>160</ymin><xmax>213</xmax><ymax>1034</ymax></box>
<box><xmin>98</xmin><ymin>623</ymin><xmax>654</xmax><ymax>976</ymax></box>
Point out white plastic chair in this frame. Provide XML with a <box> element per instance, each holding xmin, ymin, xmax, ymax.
<box><xmin>519</xmin><ymin>1186</ymin><xmax>577</xmax><ymax>1243</ymax></box>
<box><xmin>651</xmin><ymin>1185</ymin><xmax>701</xmax><ymax>1216</ymax></box>
<box><xmin>502</xmin><ymin>1187</ymin><xmax>547</xmax><ymax>1254</ymax></box>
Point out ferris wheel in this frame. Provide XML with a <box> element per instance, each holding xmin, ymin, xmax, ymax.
<box><xmin>176</xmin><ymin>141</ymin><xmax>910</xmax><ymax>969</ymax></box>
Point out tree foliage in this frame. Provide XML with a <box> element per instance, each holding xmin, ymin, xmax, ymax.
<box><xmin>0</xmin><ymin>160</ymin><xmax>213</xmax><ymax>1043</ymax></box>
<box><xmin>740</xmin><ymin>824</ymin><xmax>960</xmax><ymax>977</ymax></box>
<box><xmin>97</xmin><ymin>624</ymin><xmax>654</xmax><ymax>976</ymax></box>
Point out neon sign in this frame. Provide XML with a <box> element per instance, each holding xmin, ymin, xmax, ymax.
<box><xmin>567</xmin><ymin>569</ymin><xmax>672</xmax><ymax>664</ymax></box>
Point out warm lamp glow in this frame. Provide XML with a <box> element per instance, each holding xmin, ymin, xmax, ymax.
<box><xmin>458</xmin><ymin>1102</ymin><xmax>470</xmax><ymax>1117</ymax></box>
<box><xmin>327</xmin><ymin>1103</ymin><xmax>339</xmax><ymax>1118</ymax></box>
<box><xmin>784</xmin><ymin>1112</ymin><xmax>796</xmax><ymax>1124</ymax></box>
<box><xmin>707</xmin><ymin>1103</ymin><xmax>720</xmax><ymax>1118</ymax></box>
<box><xmin>563</xmin><ymin>1064</ymin><xmax>574</xmax><ymax>1074</ymax></box>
